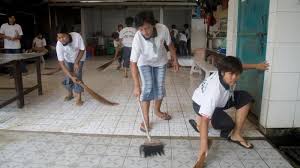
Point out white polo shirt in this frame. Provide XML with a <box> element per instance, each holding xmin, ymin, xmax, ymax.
<box><xmin>56</xmin><ymin>32</ymin><xmax>86</xmax><ymax>63</ymax></box>
<box><xmin>33</xmin><ymin>37</ymin><xmax>46</xmax><ymax>48</ymax></box>
<box><xmin>192</xmin><ymin>72</ymin><xmax>231</xmax><ymax>119</ymax></box>
<box><xmin>119</xmin><ymin>27</ymin><xmax>136</xmax><ymax>48</ymax></box>
<box><xmin>0</xmin><ymin>23</ymin><xmax>23</xmax><ymax>49</ymax></box>
<box><xmin>130</xmin><ymin>23</ymin><xmax>171</xmax><ymax>67</ymax></box>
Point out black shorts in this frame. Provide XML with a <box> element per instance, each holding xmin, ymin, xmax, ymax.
<box><xmin>192</xmin><ymin>90</ymin><xmax>254</xmax><ymax>138</ymax></box>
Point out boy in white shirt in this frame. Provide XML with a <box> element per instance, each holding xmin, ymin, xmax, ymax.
<box><xmin>119</xmin><ymin>17</ymin><xmax>136</xmax><ymax>78</ymax></box>
<box><xmin>130</xmin><ymin>11</ymin><xmax>179</xmax><ymax>132</ymax></box>
<box><xmin>0</xmin><ymin>13</ymin><xmax>27</xmax><ymax>74</ymax></box>
<box><xmin>32</xmin><ymin>33</ymin><xmax>47</xmax><ymax>53</ymax></box>
<box><xmin>191</xmin><ymin>56</ymin><xmax>269</xmax><ymax>162</ymax></box>
<box><xmin>56</xmin><ymin>27</ymin><xmax>86</xmax><ymax>106</ymax></box>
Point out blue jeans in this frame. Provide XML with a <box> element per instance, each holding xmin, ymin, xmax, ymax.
<box><xmin>138</xmin><ymin>65</ymin><xmax>167</xmax><ymax>101</ymax></box>
<box><xmin>4</xmin><ymin>49</ymin><xmax>28</xmax><ymax>73</ymax></box>
<box><xmin>62</xmin><ymin>61</ymin><xmax>84</xmax><ymax>93</ymax></box>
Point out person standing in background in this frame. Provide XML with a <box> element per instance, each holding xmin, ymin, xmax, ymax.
<box><xmin>119</xmin><ymin>17</ymin><xmax>136</xmax><ymax>78</ymax></box>
<box><xmin>184</xmin><ymin>24</ymin><xmax>191</xmax><ymax>55</ymax></box>
<box><xmin>0</xmin><ymin>13</ymin><xmax>27</xmax><ymax>75</ymax></box>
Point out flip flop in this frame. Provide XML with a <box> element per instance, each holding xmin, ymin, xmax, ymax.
<box><xmin>189</xmin><ymin>119</ymin><xmax>199</xmax><ymax>133</ymax></box>
<box><xmin>140</xmin><ymin>123</ymin><xmax>151</xmax><ymax>133</ymax></box>
<box><xmin>156</xmin><ymin>112</ymin><xmax>172</xmax><ymax>120</ymax></box>
<box><xmin>228</xmin><ymin>136</ymin><xmax>254</xmax><ymax>149</ymax></box>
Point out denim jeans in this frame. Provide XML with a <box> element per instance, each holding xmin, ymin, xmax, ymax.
<box><xmin>62</xmin><ymin>61</ymin><xmax>84</xmax><ymax>93</ymax></box>
<box><xmin>138</xmin><ymin>64</ymin><xmax>167</xmax><ymax>101</ymax></box>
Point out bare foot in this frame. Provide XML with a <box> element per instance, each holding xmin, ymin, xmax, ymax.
<box><xmin>76</xmin><ymin>100</ymin><xmax>84</xmax><ymax>106</ymax></box>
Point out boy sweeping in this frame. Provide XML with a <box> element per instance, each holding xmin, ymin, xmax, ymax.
<box><xmin>56</xmin><ymin>27</ymin><xmax>86</xmax><ymax>106</ymax></box>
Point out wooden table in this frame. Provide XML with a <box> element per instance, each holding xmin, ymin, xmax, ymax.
<box><xmin>0</xmin><ymin>52</ymin><xmax>46</xmax><ymax>108</ymax></box>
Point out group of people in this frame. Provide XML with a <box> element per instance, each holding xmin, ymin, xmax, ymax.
<box><xmin>170</xmin><ymin>24</ymin><xmax>191</xmax><ymax>57</ymax></box>
<box><xmin>1</xmin><ymin>10</ymin><xmax>269</xmax><ymax>165</ymax></box>
<box><xmin>0</xmin><ymin>13</ymin><xmax>48</xmax><ymax>77</ymax></box>
<box><xmin>54</xmin><ymin>10</ymin><xmax>269</xmax><ymax>165</ymax></box>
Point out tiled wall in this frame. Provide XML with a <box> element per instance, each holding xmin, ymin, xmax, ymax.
<box><xmin>226</xmin><ymin>0</ymin><xmax>238</xmax><ymax>56</ymax></box>
<box><xmin>227</xmin><ymin>0</ymin><xmax>300</xmax><ymax>128</ymax></box>
<box><xmin>261</xmin><ymin>0</ymin><xmax>300</xmax><ymax>128</ymax></box>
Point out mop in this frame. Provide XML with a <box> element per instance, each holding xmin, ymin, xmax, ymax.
<box><xmin>137</xmin><ymin>98</ymin><xmax>164</xmax><ymax>157</ymax></box>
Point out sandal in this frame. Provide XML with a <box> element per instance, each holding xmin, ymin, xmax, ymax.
<box><xmin>228</xmin><ymin>136</ymin><xmax>254</xmax><ymax>149</ymax></box>
<box><xmin>140</xmin><ymin>123</ymin><xmax>151</xmax><ymax>133</ymax></box>
<box><xmin>64</xmin><ymin>95</ymin><xmax>74</xmax><ymax>101</ymax></box>
<box><xmin>189</xmin><ymin>119</ymin><xmax>199</xmax><ymax>133</ymax></box>
<box><xmin>155</xmin><ymin>112</ymin><xmax>172</xmax><ymax>120</ymax></box>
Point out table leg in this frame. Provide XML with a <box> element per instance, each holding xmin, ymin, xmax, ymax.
<box><xmin>14</xmin><ymin>61</ymin><xmax>24</xmax><ymax>108</ymax></box>
<box><xmin>36</xmin><ymin>57</ymin><xmax>43</xmax><ymax>95</ymax></box>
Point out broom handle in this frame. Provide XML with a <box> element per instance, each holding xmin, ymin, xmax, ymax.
<box><xmin>137</xmin><ymin>98</ymin><xmax>152</xmax><ymax>141</ymax></box>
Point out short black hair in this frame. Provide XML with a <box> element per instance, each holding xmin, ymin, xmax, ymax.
<box><xmin>125</xmin><ymin>17</ymin><xmax>134</xmax><ymax>26</ymax></box>
<box><xmin>135</xmin><ymin>10</ymin><xmax>156</xmax><ymax>28</ymax></box>
<box><xmin>171</xmin><ymin>25</ymin><xmax>176</xmax><ymax>29</ymax></box>
<box><xmin>184</xmin><ymin>24</ymin><xmax>189</xmax><ymax>28</ymax></box>
<box><xmin>217</xmin><ymin>56</ymin><xmax>243</xmax><ymax>74</ymax></box>
<box><xmin>111</xmin><ymin>32</ymin><xmax>119</xmax><ymax>39</ymax></box>
<box><xmin>56</xmin><ymin>25</ymin><xmax>68</xmax><ymax>34</ymax></box>
<box><xmin>7</xmin><ymin>12</ymin><xmax>15</xmax><ymax>18</ymax></box>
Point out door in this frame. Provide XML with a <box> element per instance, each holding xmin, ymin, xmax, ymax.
<box><xmin>236</xmin><ymin>0</ymin><xmax>269</xmax><ymax>117</ymax></box>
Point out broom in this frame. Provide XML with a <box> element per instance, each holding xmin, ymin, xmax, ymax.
<box><xmin>96</xmin><ymin>57</ymin><xmax>118</xmax><ymax>71</ymax></box>
<box><xmin>42</xmin><ymin>67</ymin><xmax>61</xmax><ymax>75</ymax></box>
<box><xmin>77</xmin><ymin>80</ymin><xmax>118</xmax><ymax>106</ymax></box>
<box><xmin>193</xmin><ymin>139</ymin><xmax>213</xmax><ymax>168</ymax></box>
<box><xmin>137</xmin><ymin>98</ymin><xmax>164</xmax><ymax>157</ymax></box>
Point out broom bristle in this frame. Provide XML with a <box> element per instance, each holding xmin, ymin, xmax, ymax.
<box><xmin>139</xmin><ymin>142</ymin><xmax>165</xmax><ymax>157</ymax></box>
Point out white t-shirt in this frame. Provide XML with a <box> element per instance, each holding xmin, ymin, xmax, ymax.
<box><xmin>119</xmin><ymin>27</ymin><xmax>136</xmax><ymax>48</ymax></box>
<box><xmin>179</xmin><ymin>33</ymin><xmax>187</xmax><ymax>42</ymax></box>
<box><xmin>56</xmin><ymin>32</ymin><xmax>86</xmax><ymax>63</ymax></box>
<box><xmin>192</xmin><ymin>72</ymin><xmax>231</xmax><ymax>119</ymax></box>
<box><xmin>33</xmin><ymin>37</ymin><xmax>46</xmax><ymax>48</ymax></box>
<box><xmin>172</xmin><ymin>29</ymin><xmax>178</xmax><ymax>38</ymax></box>
<box><xmin>0</xmin><ymin>23</ymin><xmax>23</xmax><ymax>49</ymax></box>
<box><xmin>130</xmin><ymin>23</ymin><xmax>171</xmax><ymax>67</ymax></box>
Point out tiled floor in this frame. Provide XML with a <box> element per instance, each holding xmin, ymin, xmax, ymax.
<box><xmin>0</xmin><ymin>130</ymin><xmax>293</xmax><ymax>168</ymax></box>
<box><xmin>0</xmin><ymin>57</ymin><xmax>262</xmax><ymax>138</ymax></box>
<box><xmin>0</xmin><ymin>57</ymin><xmax>294</xmax><ymax>167</ymax></box>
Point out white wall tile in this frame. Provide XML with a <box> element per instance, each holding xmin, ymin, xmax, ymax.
<box><xmin>270</xmin><ymin>73</ymin><xmax>299</xmax><ymax>100</ymax></box>
<box><xmin>259</xmin><ymin>98</ymin><xmax>270</xmax><ymax>127</ymax></box>
<box><xmin>267</xmin><ymin>13</ymin><xmax>277</xmax><ymax>43</ymax></box>
<box><xmin>273</xmin><ymin>45</ymin><xmax>300</xmax><ymax>72</ymax></box>
<box><xmin>277</xmin><ymin>0</ymin><xmax>300</xmax><ymax>12</ymax></box>
<box><xmin>294</xmin><ymin>101</ymin><xmax>300</xmax><ymax>127</ymax></box>
<box><xmin>298</xmin><ymin>74</ymin><xmax>300</xmax><ymax>100</ymax></box>
<box><xmin>269</xmin><ymin>0</ymin><xmax>278</xmax><ymax>13</ymax></box>
<box><xmin>262</xmin><ymin>70</ymin><xmax>272</xmax><ymax>100</ymax></box>
<box><xmin>267</xmin><ymin>101</ymin><xmax>296</xmax><ymax>128</ymax></box>
<box><xmin>275</xmin><ymin>13</ymin><xmax>300</xmax><ymax>43</ymax></box>
<box><xmin>226</xmin><ymin>40</ymin><xmax>233</xmax><ymax>56</ymax></box>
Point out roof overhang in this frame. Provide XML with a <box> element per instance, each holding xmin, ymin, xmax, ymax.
<box><xmin>48</xmin><ymin>0</ymin><xmax>196</xmax><ymax>7</ymax></box>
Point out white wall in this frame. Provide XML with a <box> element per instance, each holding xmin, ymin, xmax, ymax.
<box><xmin>227</xmin><ymin>0</ymin><xmax>300</xmax><ymax>128</ymax></box>
<box><xmin>260</xmin><ymin>0</ymin><xmax>300</xmax><ymax>128</ymax></box>
<box><xmin>226</xmin><ymin>0</ymin><xmax>238</xmax><ymax>56</ymax></box>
